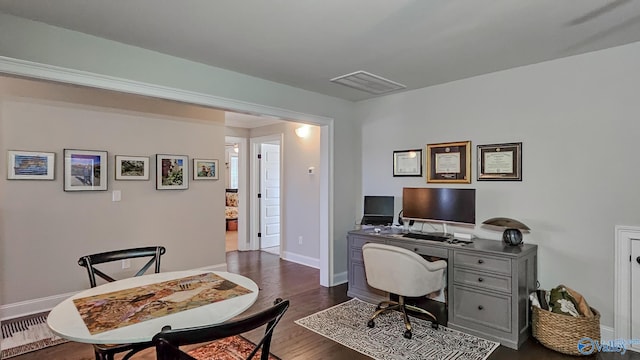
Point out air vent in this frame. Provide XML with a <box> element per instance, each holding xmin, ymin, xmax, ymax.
<box><xmin>330</xmin><ymin>71</ymin><xmax>406</xmax><ymax>95</ymax></box>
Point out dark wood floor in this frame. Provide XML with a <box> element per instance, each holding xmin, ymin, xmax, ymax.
<box><xmin>13</xmin><ymin>250</ymin><xmax>640</xmax><ymax>359</ymax></box>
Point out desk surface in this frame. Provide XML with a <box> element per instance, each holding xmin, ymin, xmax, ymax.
<box><xmin>47</xmin><ymin>270</ymin><xmax>259</xmax><ymax>344</ymax></box>
<box><xmin>349</xmin><ymin>228</ymin><xmax>537</xmax><ymax>257</ymax></box>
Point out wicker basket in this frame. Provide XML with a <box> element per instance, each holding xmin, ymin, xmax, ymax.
<box><xmin>531</xmin><ymin>306</ymin><xmax>600</xmax><ymax>355</ymax></box>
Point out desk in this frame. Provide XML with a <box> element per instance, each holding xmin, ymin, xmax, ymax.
<box><xmin>347</xmin><ymin>229</ymin><xmax>537</xmax><ymax>350</ymax></box>
<box><xmin>47</xmin><ymin>270</ymin><xmax>259</xmax><ymax>345</ymax></box>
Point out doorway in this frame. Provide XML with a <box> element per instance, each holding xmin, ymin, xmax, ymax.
<box><xmin>251</xmin><ymin>135</ymin><xmax>282</xmax><ymax>256</ymax></box>
<box><xmin>2</xmin><ymin>58</ymin><xmax>334</xmax><ymax>288</ymax></box>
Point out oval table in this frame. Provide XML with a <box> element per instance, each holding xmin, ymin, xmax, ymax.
<box><xmin>47</xmin><ymin>270</ymin><xmax>259</xmax><ymax>345</ymax></box>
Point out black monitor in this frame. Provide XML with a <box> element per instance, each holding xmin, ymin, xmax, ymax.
<box><xmin>362</xmin><ymin>196</ymin><xmax>394</xmax><ymax>225</ymax></box>
<box><xmin>364</xmin><ymin>196</ymin><xmax>394</xmax><ymax>216</ymax></box>
<box><xmin>402</xmin><ymin>187</ymin><xmax>475</xmax><ymax>226</ymax></box>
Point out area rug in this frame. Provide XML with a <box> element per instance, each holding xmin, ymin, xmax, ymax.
<box><xmin>295</xmin><ymin>298</ymin><xmax>499</xmax><ymax>360</ymax></box>
<box><xmin>1</xmin><ymin>312</ymin><xmax>67</xmax><ymax>359</ymax></box>
<box><xmin>188</xmin><ymin>335</ymin><xmax>281</xmax><ymax>360</ymax></box>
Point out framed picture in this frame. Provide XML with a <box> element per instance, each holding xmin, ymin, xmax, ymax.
<box><xmin>156</xmin><ymin>154</ymin><xmax>188</xmax><ymax>190</ymax></box>
<box><xmin>193</xmin><ymin>159</ymin><xmax>219</xmax><ymax>180</ymax></box>
<box><xmin>115</xmin><ymin>155</ymin><xmax>150</xmax><ymax>180</ymax></box>
<box><xmin>7</xmin><ymin>150</ymin><xmax>55</xmax><ymax>180</ymax></box>
<box><xmin>426</xmin><ymin>141</ymin><xmax>471</xmax><ymax>184</ymax></box>
<box><xmin>477</xmin><ymin>142</ymin><xmax>522</xmax><ymax>181</ymax></box>
<box><xmin>64</xmin><ymin>149</ymin><xmax>108</xmax><ymax>191</ymax></box>
<box><xmin>393</xmin><ymin>149</ymin><xmax>422</xmax><ymax>177</ymax></box>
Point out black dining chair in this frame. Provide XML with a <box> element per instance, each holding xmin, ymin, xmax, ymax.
<box><xmin>153</xmin><ymin>298</ymin><xmax>290</xmax><ymax>360</ymax></box>
<box><xmin>77</xmin><ymin>246</ymin><xmax>166</xmax><ymax>360</ymax></box>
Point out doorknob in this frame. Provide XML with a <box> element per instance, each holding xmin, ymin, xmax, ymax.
<box><xmin>637</xmin><ymin>256</ymin><xmax>640</xmax><ymax>265</ymax></box>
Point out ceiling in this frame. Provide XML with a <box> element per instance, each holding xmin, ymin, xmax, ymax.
<box><xmin>2</xmin><ymin>0</ymin><xmax>640</xmax><ymax>102</ymax></box>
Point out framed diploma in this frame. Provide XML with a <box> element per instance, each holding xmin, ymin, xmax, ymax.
<box><xmin>426</xmin><ymin>141</ymin><xmax>471</xmax><ymax>183</ymax></box>
<box><xmin>477</xmin><ymin>142</ymin><xmax>522</xmax><ymax>181</ymax></box>
<box><xmin>393</xmin><ymin>149</ymin><xmax>422</xmax><ymax>177</ymax></box>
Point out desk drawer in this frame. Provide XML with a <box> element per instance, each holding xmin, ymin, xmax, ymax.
<box><xmin>386</xmin><ymin>240</ymin><xmax>448</xmax><ymax>259</ymax></box>
<box><xmin>452</xmin><ymin>285</ymin><xmax>511</xmax><ymax>332</ymax></box>
<box><xmin>454</xmin><ymin>251</ymin><xmax>511</xmax><ymax>275</ymax></box>
<box><xmin>453</xmin><ymin>268</ymin><xmax>511</xmax><ymax>293</ymax></box>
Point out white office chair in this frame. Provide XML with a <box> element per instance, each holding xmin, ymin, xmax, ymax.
<box><xmin>362</xmin><ymin>243</ymin><xmax>447</xmax><ymax>339</ymax></box>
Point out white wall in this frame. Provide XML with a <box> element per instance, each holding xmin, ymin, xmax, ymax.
<box><xmin>0</xmin><ymin>13</ymin><xmax>359</xmax><ymax>287</ymax></box>
<box><xmin>356</xmin><ymin>41</ymin><xmax>640</xmax><ymax>328</ymax></box>
<box><xmin>0</xmin><ymin>76</ymin><xmax>227</xmax><ymax>305</ymax></box>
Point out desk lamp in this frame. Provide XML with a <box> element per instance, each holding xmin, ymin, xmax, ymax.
<box><xmin>482</xmin><ymin>217</ymin><xmax>530</xmax><ymax>246</ymax></box>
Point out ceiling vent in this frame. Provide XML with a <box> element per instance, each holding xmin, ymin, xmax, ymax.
<box><xmin>330</xmin><ymin>71</ymin><xmax>406</xmax><ymax>95</ymax></box>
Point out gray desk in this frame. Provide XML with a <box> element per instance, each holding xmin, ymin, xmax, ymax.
<box><xmin>347</xmin><ymin>229</ymin><xmax>537</xmax><ymax>350</ymax></box>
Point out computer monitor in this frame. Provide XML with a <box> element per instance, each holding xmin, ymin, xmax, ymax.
<box><xmin>362</xmin><ymin>196</ymin><xmax>394</xmax><ymax>225</ymax></box>
<box><xmin>364</xmin><ymin>196</ymin><xmax>394</xmax><ymax>216</ymax></box>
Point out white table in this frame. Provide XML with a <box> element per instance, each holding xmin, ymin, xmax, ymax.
<box><xmin>47</xmin><ymin>270</ymin><xmax>259</xmax><ymax>345</ymax></box>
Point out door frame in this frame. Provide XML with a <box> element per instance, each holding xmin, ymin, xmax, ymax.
<box><xmin>615</xmin><ymin>225</ymin><xmax>640</xmax><ymax>350</ymax></box>
<box><xmin>0</xmin><ymin>56</ymin><xmax>334</xmax><ymax>288</ymax></box>
<box><xmin>225</xmin><ymin>136</ymin><xmax>248</xmax><ymax>251</ymax></box>
<box><xmin>250</xmin><ymin>134</ymin><xmax>283</xmax><ymax>252</ymax></box>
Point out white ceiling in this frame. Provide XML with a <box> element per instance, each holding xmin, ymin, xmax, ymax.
<box><xmin>2</xmin><ymin>0</ymin><xmax>640</xmax><ymax>102</ymax></box>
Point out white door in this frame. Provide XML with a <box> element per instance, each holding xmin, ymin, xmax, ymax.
<box><xmin>260</xmin><ymin>143</ymin><xmax>280</xmax><ymax>249</ymax></box>
<box><xmin>632</xmin><ymin>239</ymin><xmax>640</xmax><ymax>352</ymax></box>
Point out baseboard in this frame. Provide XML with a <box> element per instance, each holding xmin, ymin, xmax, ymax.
<box><xmin>332</xmin><ymin>271</ymin><xmax>348</xmax><ymax>286</ymax></box>
<box><xmin>195</xmin><ymin>263</ymin><xmax>228</xmax><ymax>272</ymax></box>
<box><xmin>1</xmin><ymin>263</ymin><xmax>229</xmax><ymax>321</ymax></box>
<box><xmin>0</xmin><ymin>291</ymin><xmax>78</xmax><ymax>321</ymax></box>
<box><xmin>282</xmin><ymin>251</ymin><xmax>319</xmax><ymax>269</ymax></box>
<box><xmin>600</xmin><ymin>325</ymin><xmax>615</xmax><ymax>342</ymax></box>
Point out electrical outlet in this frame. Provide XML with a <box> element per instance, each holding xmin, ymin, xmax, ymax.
<box><xmin>122</xmin><ymin>259</ymin><xmax>131</xmax><ymax>269</ymax></box>
<box><xmin>298</xmin><ymin>236</ymin><xmax>303</xmax><ymax>245</ymax></box>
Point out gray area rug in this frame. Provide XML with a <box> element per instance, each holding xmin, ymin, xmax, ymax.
<box><xmin>295</xmin><ymin>298</ymin><xmax>499</xmax><ymax>360</ymax></box>
<box><xmin>1</xmin><ymin>313</ymin><xmax>67</xmax><ymax>359</ymax></box>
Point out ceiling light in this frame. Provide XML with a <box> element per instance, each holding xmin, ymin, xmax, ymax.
<box><xmin>295</xmin><ymin>125</ymin><xmax>310</xmax><ymax>138</ymax></box>
<box><xmin>330</xmin><ymin>71</ymin><xmax>406</xmax><ymax>95</ymax></box>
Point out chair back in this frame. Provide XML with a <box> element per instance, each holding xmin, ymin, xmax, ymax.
<box><xmin>153</xmin><ymin>298</ymin><xmax>289</xmax><ymax>360</ymax></box>
<box><xmin>362</xmin><ymin>243</ymin><xmax>446</xmax><ymax>297</ymax></box>
<box><xmin>78</xmin><ymin>246</ymin><xmax>166</xmax><ymax>287</ymax></box>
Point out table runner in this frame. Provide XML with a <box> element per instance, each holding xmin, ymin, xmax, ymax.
<box><xmin>73</xmin><ymin>272</ymin><xmax>252</xmax><ymax>334</ymax></box>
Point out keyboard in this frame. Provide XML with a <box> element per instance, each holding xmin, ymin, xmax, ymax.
<box><xmin>402</xmin><ymin>233</ymin><xmax>450</xmax><ymax>242</ymax></box>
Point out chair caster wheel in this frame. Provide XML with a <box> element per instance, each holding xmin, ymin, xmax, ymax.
<box><xmin>367</xmin><ymin>320</ymin><xmax>375</xmax><ymax>328</ymax></box>
<box><xmin>403</xmin><ymin>330</ymin><xmax>412</xmax><ymax>339</ymax></box>
<box><xmin>431</xmin><ymin>322</ymin><xmax>439</xmax><ymax>330</ymax></box>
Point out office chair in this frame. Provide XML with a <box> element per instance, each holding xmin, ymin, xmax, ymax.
<box><xmin>153</xmin><ymin>298</ymin><xmax>289</xmax><ymax>360</ymax></box>
<box><xmin>362</xmin><ymin>243</ymin><xmax>446</xmax><ymax>339</ymax></box>
<box><xmin>77</xmin><ymin>246</ymin><xmax>166</xmax><ymax>360</ymax></box>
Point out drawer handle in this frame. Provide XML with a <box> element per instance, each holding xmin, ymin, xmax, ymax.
<box><xmin>478</xmin><ymin>259</ymin><xmax>484</xmax><ymax>264</ymax></box>
<box><xmin>477</xmin><ymin>277</ymin><xmax>484</xmax><ymax>282</ymax></box>
<box><xmin>478</xmin><ymin>305</ymin><xmax>484</xmax><ymax>310</ymax></box>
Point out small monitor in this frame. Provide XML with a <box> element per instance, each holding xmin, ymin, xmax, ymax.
<box><xmin>364</xmin><ymin>196</ymin><xmax>394</xmax><ymax>216</ymax></box>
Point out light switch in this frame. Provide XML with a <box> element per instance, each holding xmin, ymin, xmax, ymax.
<box><xmin>308</xmin><ymin>166</ymin><xmax>315</xmax><ymax>174</ymax></box>
<box><xmin>112</xmin><ymin>190</ymin><xmax>121</xmax><ymax>202</ymax></box>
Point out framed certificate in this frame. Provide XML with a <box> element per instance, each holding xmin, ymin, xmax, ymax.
<box><xmin>477</xmin><ymin>142</ymin><xmax>522</xmax><ymax>181</ymax></box>
<box><xmin>393</xmin><ymin>149</ymin><xmax>422</xmax><ymax>177</ymax></box>
<box><xmin>426</xmin><ymin>141</ymin><xmax>471</xmax><ymax>183</ymax></box>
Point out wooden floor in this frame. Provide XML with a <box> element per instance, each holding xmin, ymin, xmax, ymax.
<box><xmin>225</xmin><ymin>230</ymin><xmax>238</xmax><ymax>252</ymax></box>
<box><xmin>14</xmin><ymin>251</ymin><xmax>640</xmax><ymax>360</ymax></box>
